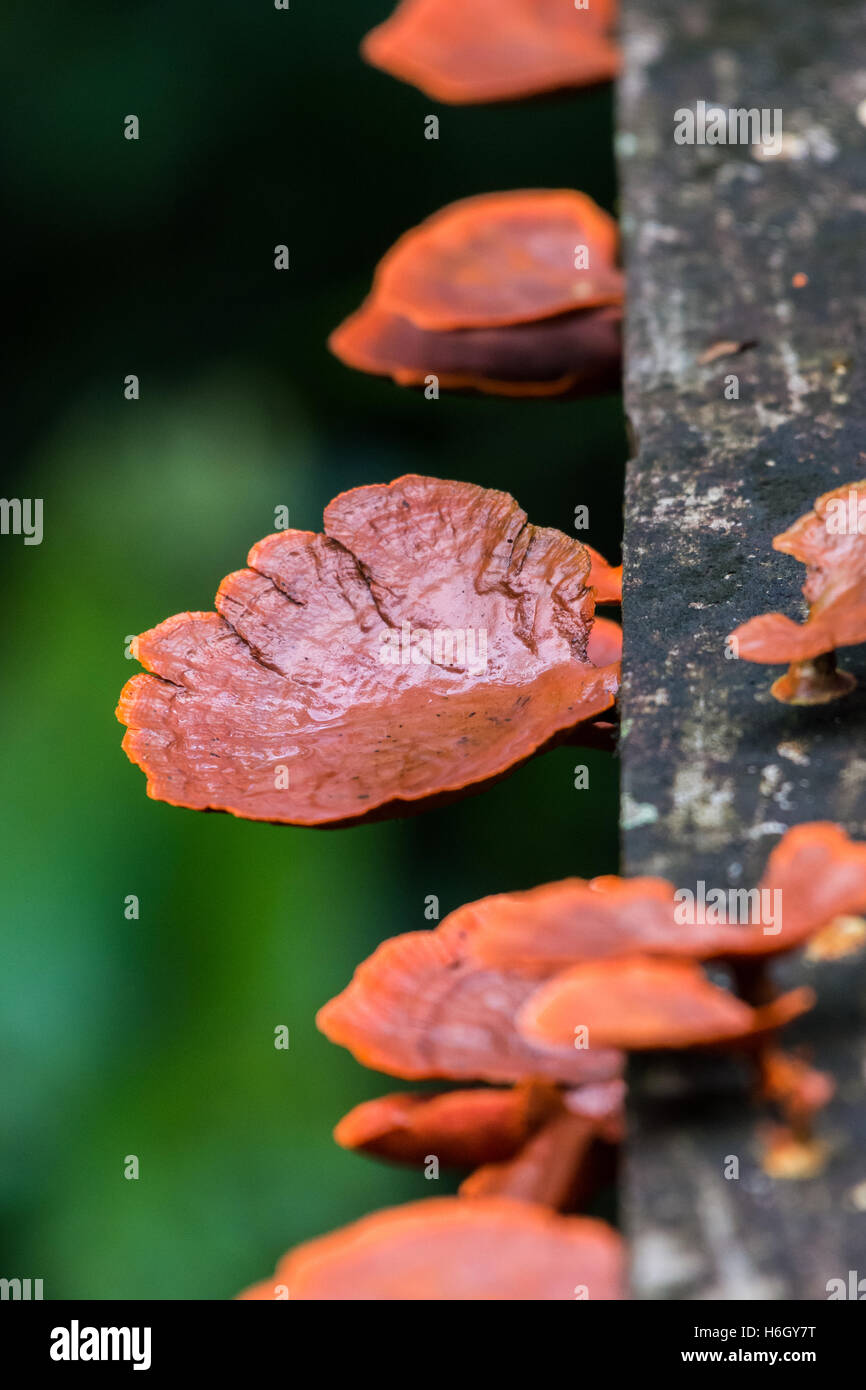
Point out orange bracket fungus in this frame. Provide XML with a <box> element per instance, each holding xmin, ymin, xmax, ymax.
<box><xmin>329</xmin><ymin>191</ymin><xmax>623</xmax><ymax>398</ymax></box>
<box><xmin>333</xmin><ymin>1084</ymin><xmax>563</xmax><ymax>1169</ymax></box>
<box><xmin>321</xmin><ymin>823</ymin><xmax>865</xmax><ymax>1169</ymax></box>
<box><xmin>316</xmin><ymin>911</ymin><xmax>625</xmax><ymax>1086</ymax></box>
<box><xmin>334</xmin><ymin>1079</ymin><xmax>624</xmax><ymax>1212</ymax></box>
<box><xmin>316</xmin><ymin>832</ymin><xmax>863</xmax><ymax>1223</ymax></box>
<box><xmin>584</xmin><ymin>544</ymin><xmax>622</xmax><ymax>605</ymax></box>
<box><xmin>517</xmin><ymin>956</ymin><xmax>813</xmax><ymax>1052</ymax></box>
<box><xmin>238</xmin><ymin>1196</ymin><xmax>624</xmax><ymax>1300</ymax></box>
<box><xmin>317</xmin><ymin>890</ymin><xmax>627</xmax><ymax>1218</ymax></box>
<box><xmin>507</xmin><ymin>823</ymin><xmax>866</xmax><ymax>1146</ymax></box>
<box><xmin>465</xmin><ymin>822</ymin><xmax>866</xmax><ymax>971</ymax></box>
<box><xmin>117</xmin><ymin>476</ymin><xmax>620</xmax><ymax>826</ymax></box>
<box><xmin>730</xmin><ymin>480</ymin><xmax>866</xmax><ymax>704</ymax></box>
<box><xmin>361</xmin><ymin>0</ymin><xmax>620</xmax><ymax>105</ymax></box>
<box><xmin>517</xmin><ymin>956</ymin><xmax>826</xmax><ymax>1177</ymax></box>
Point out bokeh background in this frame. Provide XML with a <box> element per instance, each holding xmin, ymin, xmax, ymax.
<box><xmin>1</xmin><ymin>1</ymin><xmax>625</xmax><ymax>1297</ymax></box>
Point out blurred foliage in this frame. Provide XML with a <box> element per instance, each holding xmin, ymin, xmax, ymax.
<box><xmin>0</xmin><ymin>1</ymin><xmax>625</xmax><ymax>1296</ymax></box>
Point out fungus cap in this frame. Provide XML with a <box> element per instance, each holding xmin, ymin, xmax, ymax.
<box><xmin>237</xmin><ymin>1196</ymin><xmax>624</xmax><ymax>1300</ymax></box>
<box><xmin>729</xmin><ymin>480</ymin><xmax>866</xmax><ymax>702</ymax></box>
<box><xmin>369</xmin><ymin>191</ymin><xmax>622</xmax><ymax>331</ymax></box>
<box><xmin>517</xmin><ymin>956</ymin><xmax>814</xmax><ymax>1051</ymax></box>
<box><xmin>362</xmin><ymin>0</ymin><xmax>620</xmax><ymax>105</ymax></box>
<box><xmin>317</xmin><ymin>919</ymin><xmax>624</xmax><ymax>1085</ymax></box>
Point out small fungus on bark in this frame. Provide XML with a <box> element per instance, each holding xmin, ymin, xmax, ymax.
<box><xmin>730</xmin><ymin>480</ymin><xmax>866</xmax><ymax>704</ymax></box>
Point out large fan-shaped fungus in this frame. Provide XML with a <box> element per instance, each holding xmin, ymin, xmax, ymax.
<box><xmin>117</xmin><ymin>476</ymin><xmax>620</xmax><ymax>826</ymax></box>
<box><xmin>329</xmin><ymin>191</ymin><xmax>623</xmax><ymax>398</ymax></box>
<box><xmin>730</xmin><ymin>480</ymin><xmax>866</xmax><ymax>703</ymax></box>
<box><xmin>237</xmin><ymin>1196</ymin><xmax>624</xmax><ymax>1300</ymax></box>
<box><xmin>361</xmin><ymin>0</ymin><xmax>620</xmax><ymax>105</ymax></box>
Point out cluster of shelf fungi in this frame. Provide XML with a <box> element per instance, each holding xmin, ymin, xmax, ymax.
<box><xmin>116</xmin><ymin>0</ymin><xmax>866</xmax><ymax>1298</ymax></box>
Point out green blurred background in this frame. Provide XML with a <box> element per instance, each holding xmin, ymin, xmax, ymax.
<box><xmin>0</xmin><ymin>1</ymin><xmax>625</xmax><ymax>1297</ymax></box>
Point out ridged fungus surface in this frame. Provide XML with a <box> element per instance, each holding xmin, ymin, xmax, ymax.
<box><xmin>117</xmin><ymin>476</ymin><xmax>620</xmax><ymax>826</ymax></box>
